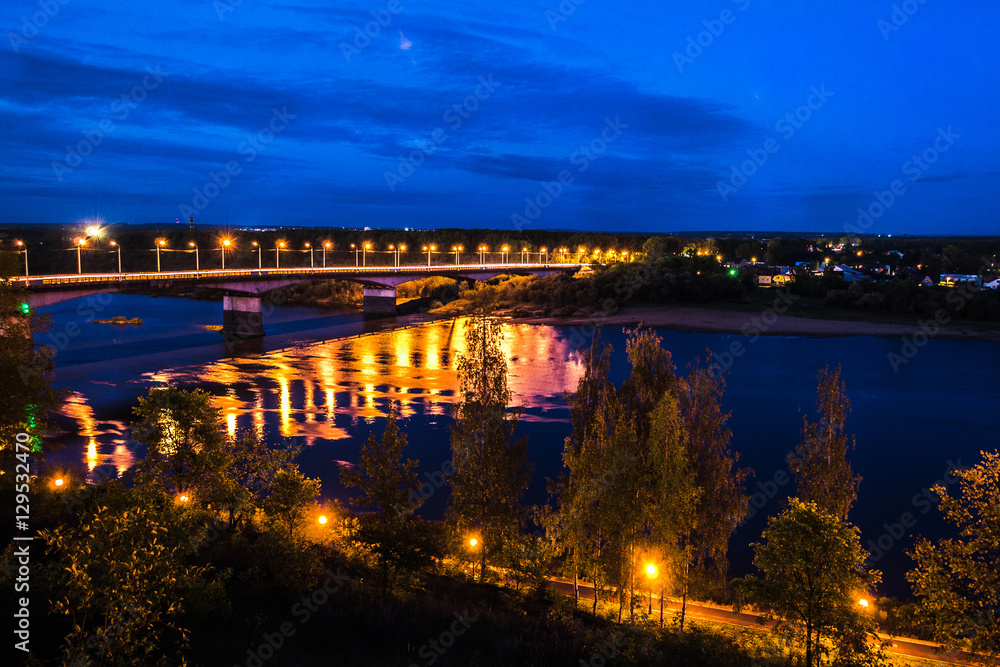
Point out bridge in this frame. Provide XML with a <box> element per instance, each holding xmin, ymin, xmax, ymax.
<box><xmin>16</xmin><ymin>263</ymin><xmax>581</xmax><ymax>338</ymax></box>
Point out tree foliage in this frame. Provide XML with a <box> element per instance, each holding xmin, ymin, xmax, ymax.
<box><xmin>447</xmin><ymin>315</ymin><xmax>531</xmax><ymax>582</ymax></box>
<box><xmin>788</xmin><ymin>365</ymin><xmax>861</xmax><ymax>521</ymax></box>
<box><xmin>739</xmin><ymin>498</ymin><xmax>882</xmax><ymax>667</ymax></box>
<box><xmin>908</xmin><ymin>450</ymin><xmax>1000</xmax><ymax>660</ymax></box>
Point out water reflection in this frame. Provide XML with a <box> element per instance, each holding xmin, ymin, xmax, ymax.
<box><xmin>57</xmin><ymin>320</ymin><xmax>585</xmax><ymax>461</ymax></box>
<box><xmin>60</xmin><ymin>391</ymin><xmax>133</xmax><ymax>481</ymax></box>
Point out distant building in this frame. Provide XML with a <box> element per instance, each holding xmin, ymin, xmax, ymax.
<box><xmin>939</xmin><ymin>273</ymin><xmax>981</xmax><ymax>287</ymax></box>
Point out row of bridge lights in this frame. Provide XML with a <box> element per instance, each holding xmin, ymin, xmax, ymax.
<box><xmin>11</xmin><ymin>227</ymin><xmax>629</xmax><ymax>276</ymax></box>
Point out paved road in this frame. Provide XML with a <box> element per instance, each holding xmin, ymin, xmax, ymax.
<box><xmin>547</xmin><ymin>577</ymin><xmax>976</xmax><ymax>666</ymax></box>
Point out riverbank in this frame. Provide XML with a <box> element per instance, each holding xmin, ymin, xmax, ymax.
<box><xmin>507</xmin><ymin>303</ymin><xmax>1000</xmax><ymax>342</ymax></box>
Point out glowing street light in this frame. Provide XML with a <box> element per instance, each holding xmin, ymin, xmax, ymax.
<box><xmin>540</xmin><ymin>247</ymin><xmax>548</xmax><ymax>264</ymax></box>
<box><xmin>305</xmin><ymin>242</ymin><xmax>314</xmax><ymax>268</ymax></box>
<box><xmin>276</xmin><ymin>241</ymin><xmax>286</xmax><ymax>268</ymax></box>
<box><xmin>189</xmin><ymin>241</ymin><xmax>200</xmax><ymax>272</ymax></box>
<box><xmin>468</xmin><ymin>536</ymin><xmax>479</xmax><ymax>579</ymax></box>
<box><xmin>644</xmin><ymin>563</ymin><xmax>658</xmax><ymax>614</ymax></box>
<box><xmin>351</xmin><ymin>243</ymin><xmax>358</xmax><ymax>266</ymax></box>
<box><xmin>423</xmin><ymin>244</ymin><xmax>436</xmax><ymax>266</ymax></box>
<box><xmin>859</xmin><ymin>598</ymin><xmax>870</xmax><ymax>610</ymax></box>
<box><xmin>14</xmin><ymin>240</ymin><xmax>27</xmax><ymax>277</ymax></box>
<box><xmin>220</xmin><ymin>238</ymin><xmax>232</xmax><ymax>270</ymax></box>
<box><xmin>318</xmin><ymin>515</ymin><xmax>328</xmax><ymax>525</ymax></box>
<box><xmin>75</xmin><ymin>238</ymin><xmax>86</xmax><ymax>274</ymax></box>
<box><xmin>521</xmin><ymin>247</ymin><xmax>529</xmax><ymax>264</ymax></box>
<box><xmin>363</xmin><ymin>242</ymin><xmax>371</xmax><ymax>267</ymax></box>
<box><xmin>251</xmin><ymin>241</ymin><xmax>262</xmax><ymax>269</ymax></box>
<box><xmin>155</xmin><ymin>238</ymin><xmax>166</xmax><ymax>272</ymax></box>
<box><xmin>323</xmin><ymin>241</ymin><xmax>331</xmax><ymax>268</ymax></box>
<box><xmin>109</xmin><ymin>240</ymin><xmax>122</xmax><ymax>274</ymax></box>
<box><xmin>452</xmin><ymin>244</ymin><xmax>463</xmax><ymax>265</ymax></box>
<box><xmin>178</xmin><ymin>494</ymin><xmax>190</xmax><ymax>503</ymax></box>
<box><xmin>54</xmin><ymin>477</ymin><xmax>64</xmax><ymax>488</ymax></box>
<box><xmin>85</xmin><ymin>224</ymin><xmax>103</xmax><ymax>238</ymax></box>
<box><xmin>501</xmin><ymin>245</ymin><xmax>509</xmax><ymax>263</ymax></box>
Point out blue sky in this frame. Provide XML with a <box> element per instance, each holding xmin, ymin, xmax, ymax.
<box><xmin>1</xmin><ymin>0</ymin><xmax>997</xmax><ymax>233</ymax></box>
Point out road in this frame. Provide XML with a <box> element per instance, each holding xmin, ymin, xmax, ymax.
<box><xmin>547</xmin><ymin>577</ymin><xmax>977</xmax><ymax>666</ymax></box>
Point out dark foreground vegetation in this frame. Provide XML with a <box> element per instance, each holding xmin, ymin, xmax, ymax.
<box><xmin>3</xmin><ymin>249</ymin><xmax>1000</xmax><ymax>666</ymax></box>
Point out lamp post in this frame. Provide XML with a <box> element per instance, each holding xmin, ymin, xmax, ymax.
<box><xmin>469</xmin><ymin>537</ymin><xmax>479</xmax><ymax>580</ymax></box>
<box><xmin>478</xmin><ymin>245</ymin><xmax>487</xmax><ymax>264</ymax></box>
<box><xmin>363</xmin><ymin>242</ymin><xmax>370</xmax><ymax>267</ymax></box>
<box><xmin>323</xmin><ymin>241</ymin><xmax>331</xmax><ymax>268</ymax></box>
<box><xmin>14</xmin><ymin>240</ymin><xmax>27</xmax><ymax>277</ymax></box>
<box><xmin>351</xmin><ymin>243</ymin><xmax>358</xmax><ymax>266</ymax></box>
<box><xmin>276</xmin><ymin>241</ymin><xmax>285</xmax><ymax>269</ymax></box>
<box><xmin>189</xmin><ymin>241</ymin><xmax>199</xmax><ymax>272</ymax></box>
<box><xmin>75</xmin><ymin>238</ymin><xmax>86</xmax><ymax>274</ymax></box>
<box><xmin>110</xmin><ymin>240</ymin><xmax>121</xmax><ymax>274</ymax></box>
<box><xmin>398</xmin><ymin>243</ymin><xmax>406</xmax><ymax>266</ymax></box>
<box><xmin>221</xmin><ymin>238</ymin><xmax>231</xmax><ymax>270</ymax></box>
<box><xmin>388</xmin><ymin>244</ymin><xmax>396</xmax><ymax>266</ymax></box>
<box><xmin>423</xmin><ymin>244</ymin><xmax>436</xmax><ymax>266</ymax></box>
<box><xmin>501</xmin><ymin>245</ymin><xmax>509</xmax><ymax>264</ymax></box>
<box><xmin>155</xmin><ymin>239</ymin><xmax>166</xmax><ymax>273</ymax></box>
<box><xmin>540</xmin><ymin>247</ymin><xmax>548</xmax><ymax>265</ymax></box>
<box><xmin>452</xmin><ymin>245</ymin><xmax>462</xmax><ymax>265</ymax></box>
<box><xmin>305</xmin><ymin>242</ymin><xmax>314</xmax><ymax>268</ymax></box>
<box><xmin>521</xmin><ymin>247</ymin><xmax>528</xmax><ymax>264</ymax></box>
<box><xmin>251</xmin><ymin>241</ymin><xmax>262</xmax><ymax>269</ymax></box>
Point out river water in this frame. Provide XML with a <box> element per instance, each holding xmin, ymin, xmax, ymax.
<box><xmin>39</xmin><ymin>294</ymin><xmax>1000</xmax><ymax>596</ymax></box>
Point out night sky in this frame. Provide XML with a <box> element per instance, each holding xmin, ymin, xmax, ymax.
<box><xmin>2</xmin><ymin>0</ymin><xmax>997</xmax><ymax>233</ymax></box>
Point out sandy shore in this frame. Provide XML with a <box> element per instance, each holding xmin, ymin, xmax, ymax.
<box><xmin>512</xmin><ymin>304</ymin><xmax>1000</xmax><ymax>342</ymax></box>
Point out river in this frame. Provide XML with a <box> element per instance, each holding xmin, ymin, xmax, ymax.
<box><xmin>39</xmin><ymin>293</ymin><xmax>1000</xmax><ymax>597</ymax></box>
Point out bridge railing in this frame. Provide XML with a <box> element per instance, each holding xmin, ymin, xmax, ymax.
<box><xmin>14</xmin><ymin>263</ymin><xmax>584</xmax><ymax>288</ymax></box>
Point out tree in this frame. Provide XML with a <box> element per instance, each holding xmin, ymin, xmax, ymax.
<box><xmin>908</xmin><ymin>450</ymin><xmax>1000</xmax><ymax>660</ymax></box>
<box><xmin>448</xmin><ymin>315</ymin><xmax>531</xmax><ymax>582</ymax></box>
<box><xmin>673</xmin><ymin>360</ymin><xmax>748</xmax><ymax>629</ymax></box>
<box><xmin>264</xmin><ymin>465</ymin><xmax>322</xmax><ymax>539</ymax></box>
<box><xmin>341</xmin><ymin>402</ymin><xmax>428</xmax><ymax>592</ymax></box>
<box><xmin>131</xmin><ymin>387</ymin><xmax>227</xmax><ymax>495</ymax></box>
<box><xmin>788</xmin><ymin>365</ymin><xmax>861</xmax><ymax>521</ymax></box>
<box><xmin>0</xmin><ymin>250</ymin><xmax>61</xmax><ymax>465</ymax></box>
<box><xmin>39</xmin><ymin>504</ymin><xmax>220</xmax><ymax>665</ymax></box>
<box><xmin>739</xmin><ymin>498</ymin><xmax>882</xmax><ymax>667</ymax></box>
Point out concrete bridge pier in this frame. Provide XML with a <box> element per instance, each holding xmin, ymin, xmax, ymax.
<box><xmin>363</xmin><ymin>286</ymin><xmax>397</xmax><ymax>316</ymax></box>
<box><xmin>222</xmin><ymin>295</ymin><xmax>264</xmax><ymax>338</ymax></box>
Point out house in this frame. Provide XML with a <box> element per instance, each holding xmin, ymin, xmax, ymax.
<box><xmin>832</xmin><ymin>265</ymin><xmax>867</xmax><ymax>282</ymax></box>
<box><xmin>757</xmin><ymin>274</ymin><xmax>773</xmax><ymax>286</ymax></box>
<box><xmin>939</xmin><ymin>273</ymin><xmax>982</xmax><ymax>287</ymax></box>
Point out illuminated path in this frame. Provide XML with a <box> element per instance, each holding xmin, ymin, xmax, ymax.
<box><xmin>16</xmin><ymin>262</ymin><xmax>581</xmax><ymax>337</ymax></box>
<box><xmin>547</xmin><ymin>577</ymin><xmax>976</xmax><ymax>666</ymax></box>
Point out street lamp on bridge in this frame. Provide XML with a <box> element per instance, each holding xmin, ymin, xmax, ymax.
<box><xmin>423</xmin><ymin>244</ymin><xmax>436</xmax><ymax>266</ymax></box>
<box><xmin>351</xmin><ymin>243</ymin><xmax>358</xmax><ymax>266</ymax></box>
<box><xmin>155</xmin><ymin>238</ymin><xmax>166</xmax><ymax>273</ymax></box>
<box><xmin>501</xmin><ymin>245</ymin><xmax>509</xmax><ymax>263</ymax></box>
<box><xmin>540</xmin><ymin>247</ymin><xmax>548</xmax><ymax>265</ymax></box>
<box><xmin>251</xmin><ymin>241</ymin><xmax>262</xmax><ymax>269</ymax></box>
<box><xmin>220</xmin><ymin>238</ymin><xmax>231</xmax><ymax>270</ymax></box>
<box><xmin>363</xmin><ymin>242</ymin><xmax>371</xmax><ymax>267</ymax></box>
<box><xmin>188</xmin><ymin>241</ymin><xmax>199</xmax><ymax>272</ymax></box>
<box><xmin>452</xmin><ymin>245</ymin><xmax>463</xmax><ymax>265</ymax></box>
<box><xmin>109</xmin><ymin>240</ymin><xmax>122</xmax><ymax>274</ymax></box>
<box><xmin>305</xmin><ymin>242</ymin><xmax>314</xmax><ymax>268</ymax></box>
<box><xmin>323</xmin><ymin>241</ymin><xmax>331</xmax><ymax>268</ymax></box>
<box><xmin>14</xmin><ymin>240</ymin><xmax>27</xmax><ymax>277</ymax></box>
<box><xmin>478</xmin><ymin>244</ymin><xmax>488</xmax><ymax>264</ymax></box>
<box><xmin>276</xmin><ymin>241</ymin><xmax>286</xmax><ymax>269</ymax></box>
<box><xmin>521</xmin><ymin>247</ymin><xmax>529</xmax><ymax>264</ymax></box>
